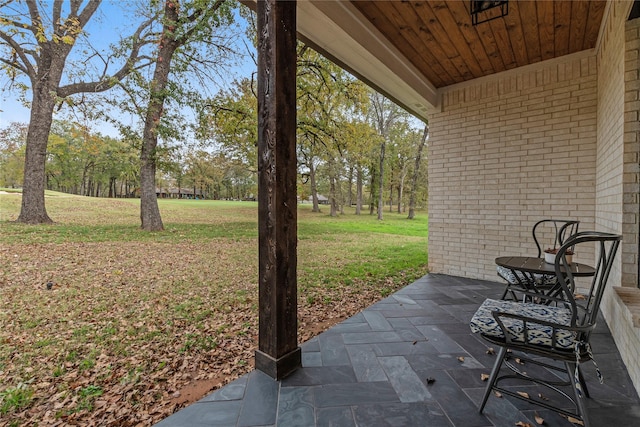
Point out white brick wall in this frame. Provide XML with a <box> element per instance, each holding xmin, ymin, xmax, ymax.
<box><xmin>429</xmin><ymin>54</ymin><xmax>597</xmax><ymax>280</ymax></box>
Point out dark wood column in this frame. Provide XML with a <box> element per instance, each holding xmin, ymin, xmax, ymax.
<box><xmin>254</xmin><ymin>0</ymin><xmax>301</xmax><ymax>380</ymax></box>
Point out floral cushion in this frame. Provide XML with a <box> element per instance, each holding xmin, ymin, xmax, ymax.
<box><xmin>496</xmin><ymin>266</ymin><xmax>556</xmax><ymax>287</ymax></box>
<box><xmin>470</xmin><ymin>298</ymin><xmax>577</xmax><ymax>349</ymax></box>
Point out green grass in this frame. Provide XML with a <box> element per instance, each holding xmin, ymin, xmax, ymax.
<box><xmin>0</xmin><ymin>190</ymin><xmax>428</xmax><ymax>424</ymax></box>
<box><xmin>0</xmin><ymin>383</ymin><xmax>33</xmax><ymax>415</ymax></box>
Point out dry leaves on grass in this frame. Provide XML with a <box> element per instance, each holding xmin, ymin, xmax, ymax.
<box><xmin>0</xmin><ymin>240</ymin><xmax>413</xmax><ymax>426</ymax></box>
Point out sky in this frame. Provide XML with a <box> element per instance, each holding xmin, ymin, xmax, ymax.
<box><xmin>0</xmin><ymin>1</ymin><xmax>255</xmax><ymax>137</ymax></box>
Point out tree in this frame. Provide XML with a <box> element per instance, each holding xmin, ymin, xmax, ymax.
<box><xmin>408</xmin><ymin>124</ymin><xmax>428</xmax><ymax>219</ymax></box>
<box><xmin>386</xmin><ymin>120</ymin><xmax>413</xmax><ymax>213</ymax></box>
<box><xmin>296</xmin><ymin>46</ymin><xmax>368</xmax><ymax>216</ymax></box>
<box><xmin>205</xmin><ymin>77</ymin><xmax>259</xmax><ymax>171</ymax></box>
<box><xmin>369</xmin><ymin>92</ymin><xmax>407</xmax><ymax>220</ymax></box>
<box><xmin>0</xmin><ymin>0</ymin><xmax>155</xmax><ymax>223</ymax></box>
<box><xmin>339</xmin><ymin>119</ymin><xmax>378</xmax><ymax>215</ymax></box>
<box><xmin>0</xmin><ymin>122</ymin><xmax>27</xmax><ymax>188</ymax></box>
<box><xmin>43</xmin><ymin>121</ymin><xmax>138</xmax><ymax>197</ymax></box>
<box><xmin>120</xmin><ymin>0</ymin><xmax>235</xmax><ymax>231</ymax></box>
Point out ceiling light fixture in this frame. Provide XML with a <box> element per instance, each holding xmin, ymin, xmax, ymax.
<box><xmin>470</xmin><ymin>0</ymin><xmax>509</xmax><ymax>25</ymax></box>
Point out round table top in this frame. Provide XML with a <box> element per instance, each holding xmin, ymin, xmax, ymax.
<box><xmin>495</xmin><ymin>256</ymin><xmax>596</xmax><ymax>277</ymax></box>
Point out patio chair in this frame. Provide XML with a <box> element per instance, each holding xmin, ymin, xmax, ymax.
<box><xmin>497</xmin><ymin>219</ymin><xmax>580</xmax><ymax>300</ymax></box>
<box><xmin>472</xmin><ymin>231</ymin><xmax>622</xmax><ymax>427</ymax></box>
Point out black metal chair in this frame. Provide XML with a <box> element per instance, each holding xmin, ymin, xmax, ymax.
<box><xmin>497</xmin><ymin>219</ymin><xmax>580</xmax><ymax>300</ymax></box>
<box><xmin>473</xmin><ymin>231</ymin><xmax>622</xmax><ymax>427</ymax></box>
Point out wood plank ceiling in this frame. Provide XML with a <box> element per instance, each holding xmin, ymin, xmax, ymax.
<box><xmin>350</xmin><ymin>1</ymin><xmax>607</xmax><ymax>88</ymax></box>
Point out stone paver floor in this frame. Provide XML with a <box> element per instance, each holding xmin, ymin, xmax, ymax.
<box><xmin>155</xmin><ymin>274</ymin><xmax>640</xmax><ymax>426</ymax></box>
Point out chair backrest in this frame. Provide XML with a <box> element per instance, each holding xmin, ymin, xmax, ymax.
<box><xmin>532</xmin><ymin>219</ymin><xmax>580</xmax><ymax>258</ymax></box>
<box><xmin>554</xmin><ymin>231</ymin><xmax>622</xmax><ymax>336</ymax></box>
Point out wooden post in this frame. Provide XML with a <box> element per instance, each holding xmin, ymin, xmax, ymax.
<box><xmin>255</xmin><ymin>0</ymin><xmax>301</xmax><ymax>379</ymax></box>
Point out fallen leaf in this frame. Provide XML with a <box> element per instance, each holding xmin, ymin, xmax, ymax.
<box><xmin>494</xmin><ymin>391</ymin><xmax>502</xmax><ymax>398</ymax></box>
<box><xmin>412</xmin><ymin>341</ymin><xmax>417</xmax><ymax>345</ymax></box>
<box><xmin>534</xmin><ymin>413</ymin><xmax>544</xmax><ymax>425</ymax></box>
<box><xmin>481</xmin><ymin>373</ymin><xmax>490</xmax><ymax>381</ymax></box>
<box><xmin>574</xmin><ymin>293</ymin><xmax>586</xmax><ymax>300</ymax></box>
<box><xmin>537</xmin><ymin>393</ymin><xmax>549</xmax><ymax>401</ymax></box>
<box><xmin>515</xmin><ymin>422</ymin><xmax>533</xmax><ymax>427</ymax></box>
<box><xmin>486</xmin><ymin>347</ymin><xmax>495</xmax><ymax>355</ymax></box>
<box><xmin>515</xmin><ymin>358</ymin><xmax>524</xmax><ymax>365</ymax></box>
<box><xmin>426</xmin><ymin>377</ymin><xmax>436</xmax><ymax>384</ymax></box>
<box><xmin>567</xmin><ymin>416</ymin><xmax>584</xmax><ymax>426</ymax></box>
<box><xmin>517</xmin><ymin>391</ymin><xmax>530</xmax><ymax>399</ymax></box>
<box><xmin>457</xmin><ymin>356</ymin><xmax>465</xmax><ymax>362</ymax></box>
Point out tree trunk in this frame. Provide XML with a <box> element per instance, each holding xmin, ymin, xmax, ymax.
<box><xmin>347</xmin><ymin>166</ymin><xmax>353</xmax><ymax>207</ymax></box>
<box><xmin>377</xmin><ymin>140</ymin><xmax>385</xmax><ymax>220</ymax></box>
<box><xmin>355</xmin><ymin>166</ymin><xmax>363</xmax><ymax>215</ymax></box>
<box><xmin>369</xmin><ymin>163</ymin><xmax>376</xmax><ymax>215</ymax></box>
<box><xmin>397</xmin><ymin>185</ymin><xmax>402</xmax><ymax>213</ymax></box>
<box><xmin>408</xmin><ymin>125</ymin><xmax>428</xmax><ymax>220</ymax></box>
<box><xmin>140</xmin><ymin>1</ymin><xmax>182</xmax><ymax>231</ymax></box>
<box><xmin>329</xmin><ymin>175</ymin><xmax>337</xmax><ymax>217</ymax></box>
<box><xmin>339</xmin><ymin>182</ymin><xmax>345</xmax><ymax>215</ymax></box>
<box><xmin>140</xmin><ymin>138</ymin><xmax>163</xmax><ymax>229</ymax></box>
<box><xmin>17</xmin><ymin>79</ymin><xmax>58</xmax><ymax>224</ymax></box>
<box><xmin>310</xmin><ymin>161</ymin><xmax>320</xmax><ymax>212</ymax></box>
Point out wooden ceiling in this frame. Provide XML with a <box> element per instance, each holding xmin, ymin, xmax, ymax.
<box><xmin>350</xmin><ymin>1</ymin><xmax>607</xmax><ymax>88</ymax></box>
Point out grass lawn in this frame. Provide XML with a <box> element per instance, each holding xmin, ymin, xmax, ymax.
<box><xmin>0</xmin><ymin>191</ymin><xmax>428</xmax><ymax>426</ymax></box>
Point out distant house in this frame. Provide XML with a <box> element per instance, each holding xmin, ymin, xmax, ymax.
<box><xmin>155</xmin><ymin>187</ymin><xmax>170</xmax><ymax>198</ymax></box>
<box><xmin>168</xmin><ymin>187</ymin><xmax>204</xmax><ymax>199</ymax></box>
<box><xmin>307</xmin><ymin>194</ymin><xmax>329</xmax><ymax>204</ymax></box>
<box><xmin>133</xmin><ymin>187</ymin><xmax>204</xmax><ymax>199</ymax></box>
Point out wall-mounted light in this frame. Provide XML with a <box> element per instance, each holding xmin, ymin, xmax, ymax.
<box><xmin>470</xmin><ymin>0</ymin><xmax>509</xmax><ymax>25</ymax></box>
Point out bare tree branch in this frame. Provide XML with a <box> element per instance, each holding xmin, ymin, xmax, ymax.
<box><xmin>52</xmin><ymin>0</ymin><xmax>62</xmax><ymax>34</ymax></box>
<box><xmin>74</xmin><ymin>0</ymin><xmax>102</xmax><ymax>29</ymax></box>
<box><xmin>25</xmin><ymin>0</ymin><xmax>43</xmax><ymax>40</ymax></box>
<box><xmin>57</xmin><ymin>15</ymin><xmax>155</xmax><ymax>97</ymax></box>
<box><xmin>0</xmin><ymin>56</ymin><xmax>27</xmax><ymax>75</ymax></box>
<box><xmin>0</xmin><ymin>30</ymin><xmax>36</xmax><ymax>79</ymax></box>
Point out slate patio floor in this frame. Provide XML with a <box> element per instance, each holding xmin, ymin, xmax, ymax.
<box><xmin>155</xmin><ymin>273</ymin><xmax>640</xmax><ymax>426</ymax></box>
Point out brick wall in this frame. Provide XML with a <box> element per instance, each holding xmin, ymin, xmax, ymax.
<box><xmin>428</xmin><ymin>53</ymin><xmax>598</xmax><ymax>280</ymax></box>
<box><xmin>597</xmin><ymin>0</ymin><xmax>640</xmax><ymax>395</ymax></box>
<box><xmin>427</xmin><ymin>0</ymin><xmax>640</xmax><ymax>393</ymax></box>
<box><xmin>623</xmin><ymin>18</ymin><xmax>640</xmax><ymax>287</ymax></box>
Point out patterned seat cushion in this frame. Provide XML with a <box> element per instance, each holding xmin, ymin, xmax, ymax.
<box><xmin>470</xmin><ymin>298</ymin><xmax>577</xmax><ymax>349</ymax></box>
<box><xmin>496</xmin><ymin>266</ymin><xmax>556</xmax><ymax>287</ymax></box>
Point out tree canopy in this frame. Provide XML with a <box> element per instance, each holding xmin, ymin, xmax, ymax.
<box><xmin>0</xmin><ymin>3</ymin><xmax>429</xmax><ymax>222</ymax></box>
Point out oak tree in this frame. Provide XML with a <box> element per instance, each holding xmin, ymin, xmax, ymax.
<box><xmin>0</xmin><ymin>0</ymin><xmax>155</xmax><ymax>223</ymax></box>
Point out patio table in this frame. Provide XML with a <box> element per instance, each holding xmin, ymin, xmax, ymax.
<box><xmin>495</xmin><ymin>256</ymin><xmax>596</xmax><ymax>300</ymax></box>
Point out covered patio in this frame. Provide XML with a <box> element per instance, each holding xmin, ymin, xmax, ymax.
<box><xmin>156</xmin><ymin>274</ymin><xmax>640</xmax><ymax>426</ymax></box>
<box><xmin>159</xmin><ymin>0</ymin><xmax>640</xmax><ymax>424</ymax></box>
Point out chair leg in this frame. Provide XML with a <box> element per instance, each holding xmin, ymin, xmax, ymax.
<box><xmin>566</xmin><ymin>361</ymin><xmax>590</xmax><ymax>427</ymax></box>
<box><xmin>479</xmin><ymin>346</ymin><xmax>508</xmax><ymax>413</ymax></box>
<box><xmin>577</xmin><ymin>365</ymin><xmax>591</xmax><ymax>399</ymax></box>
<box><xmin>500</xmin><ymin>285</ymin><xmax>518</xmax><ymax>301</ymax></box>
